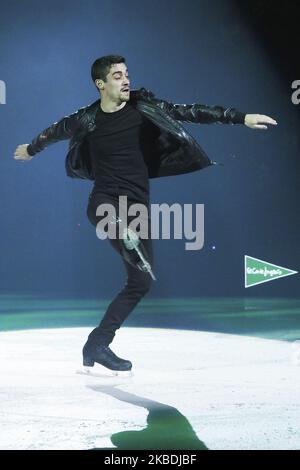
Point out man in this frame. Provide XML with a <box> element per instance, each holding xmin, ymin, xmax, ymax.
<box><xmin>14</xmin><ymin>55</ymin><xmax>277</xmax><ymax>375</ymax></box>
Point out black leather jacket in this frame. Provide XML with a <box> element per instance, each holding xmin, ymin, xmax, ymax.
<box><xmin>27</xmin><ymin>87</ymin><xmax>246</xmax><ymax>180</ymax></box>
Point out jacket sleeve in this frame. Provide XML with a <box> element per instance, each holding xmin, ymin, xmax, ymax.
<box><xmin>153</xmin><ymin>98</ymin><xmax>246</xmax><ymax>125</ymax></box>
<box><xmin>27</xmin><ymin>107</ymin><xmax>86</xmax><ymax>156</ymax></box>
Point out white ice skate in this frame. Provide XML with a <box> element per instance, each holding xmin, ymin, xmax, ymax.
<box><xmin>122</xmin><ymin>227</ymin><xmax>156</xmax><ymax>280</ymax></box>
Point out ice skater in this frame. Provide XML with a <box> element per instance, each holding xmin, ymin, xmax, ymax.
<box><xmin>14</xmin><ymin>55</ymin><xmax>277</xmax><ymax>375</ymax></box>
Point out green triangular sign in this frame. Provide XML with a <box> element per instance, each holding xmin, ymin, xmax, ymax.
<box><xmin>245</xmin><ymin>255</ymin><xmax>298</xmax><ymax>288</ymax></box>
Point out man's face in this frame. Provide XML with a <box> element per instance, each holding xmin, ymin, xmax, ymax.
<box><xmin>99</xmin><ymin>63</ymin><xmax>130</xmax><ymax>103</ymax></box>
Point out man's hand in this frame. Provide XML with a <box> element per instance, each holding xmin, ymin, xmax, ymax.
<box><xmin>244</xmin><ymin>114</ymin><xmax>277</xmax><ymax>130</ymax></box>
<box><xmin>13</xmin><ymin>144</ymin><xmax>33</xmax><ymax>161</ymax></box>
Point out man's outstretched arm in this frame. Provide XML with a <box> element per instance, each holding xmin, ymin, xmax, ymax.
<box><xmin>153</xmin><ymin>98</ymin><xmax>277</xmax><ymax>129</ymax></box>
<box><xmin>13</xmin><ymin>106</ymin><xmax>85</xmax><ymax>161</ymax></box>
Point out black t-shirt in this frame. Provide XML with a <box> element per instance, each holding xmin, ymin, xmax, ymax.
<box><xmin>87</xmin><ymin>102</ymin><xmax>160</xmax><ymax>205</ymax></box>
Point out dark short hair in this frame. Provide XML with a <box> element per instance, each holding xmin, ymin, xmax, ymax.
<box><xmin>91</xmin><ymin>55</ymin><xmax>126</xmax><ymax>89</ymax></box>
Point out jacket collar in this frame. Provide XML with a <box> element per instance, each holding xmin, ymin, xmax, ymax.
<box><xmin>86</xmin><ymin>87</ymin><xmax>154</xmax><ymax>114</ymax></box>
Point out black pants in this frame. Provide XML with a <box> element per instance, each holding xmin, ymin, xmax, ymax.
<box><xmin>86</xmin><ymin>192</ymin><xmax>153</xmax><ymax>346</ymax></box>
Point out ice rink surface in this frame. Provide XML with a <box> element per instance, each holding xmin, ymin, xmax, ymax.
<box><xmin>0</xmin><ymin>327</ymin><xmax>299</xmax><ymax>450</ymax></box>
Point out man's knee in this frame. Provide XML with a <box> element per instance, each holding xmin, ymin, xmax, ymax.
<box><xmin>140</xmin><ymin>275</ymin><xmax>153</xmax><ymax>294</ymax></box>
<box><xmin>127</xmin><ymin>274</ymin><xmax>153</xmax><ymax>296</ymax></box>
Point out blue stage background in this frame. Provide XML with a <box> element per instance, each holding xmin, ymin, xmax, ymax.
<box><xmin>0</xmin><ymin>0</ymin><xmax>299</xmax><ymax>298</ymax></box>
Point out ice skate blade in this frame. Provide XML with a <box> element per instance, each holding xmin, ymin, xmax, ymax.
<box><xmin>122</xmin><ymin>228</ymin><xmax>157</xmax><ymax>281</ymax></box>
<box><xmin>76</xmin><ymin>365</ymin><xmax>133</xmax><ymax>378</ymax></box>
